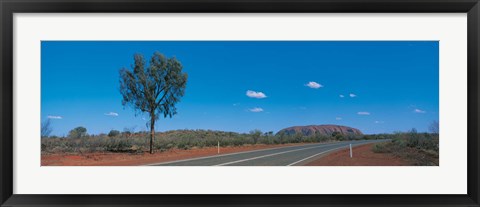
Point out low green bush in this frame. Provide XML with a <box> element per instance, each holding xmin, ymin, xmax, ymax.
<box><xmin>371</xmin><ymin>132</ymin><xmax>439</xmax><ymax>165</ymax></box>
<box><xmin>372</xmin><ymin>143</ymin><xmax>390</xmax><ymax>153</ymax></box>
<box><xmin>41</xmin><ymin>129</ymin><xmax>405</xmax><ymax>154</ymax></box>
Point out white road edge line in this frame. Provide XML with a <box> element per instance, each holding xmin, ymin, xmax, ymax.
<box><xmin>287</xmin><ymin>140</ymin><xmax>387</xmax><ymax>166</ymax></box>
<box><xmin>146</xmin><ymin>142</ymin><xmax>328</xmax><ymax>166</ymax></box>
<box><xmin>214</xmin><ymin>144</ymin><xmax>342</xmax><ymax>166</ymax></box>
<box><xmin>287</xmin><ymin>145</ymin><xmax>348</xmax><ymax>166</ymax></box>
<box><xmin>148</xmin><ymin>140</ymin><xmax>384</xmax><ymax>166</ymax></box>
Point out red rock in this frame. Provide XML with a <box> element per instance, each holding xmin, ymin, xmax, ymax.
<box><xmin>277</xmin><ymin>124</ymin><xmax>363</xmax><ymax>136</ymax></box>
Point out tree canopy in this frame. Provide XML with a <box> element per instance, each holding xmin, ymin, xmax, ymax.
<box><xmin>68</xmin><ymin>126</ymin><xmax>87</xmax><ymax>139</ymax></box>
<box><xmin>119</xmin><ymin>52</ymin><xmax>188</xmax><ymax>153</ymax></box>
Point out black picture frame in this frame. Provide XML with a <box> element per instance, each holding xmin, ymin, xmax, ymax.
<box><xmin>1</xmin><ymin>0</ymin><xmax>479</xmax><ymax>206</ymax></box>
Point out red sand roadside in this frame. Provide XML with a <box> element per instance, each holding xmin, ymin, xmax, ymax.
<box><xmin>304</xmin><ymin>143</ymin><xmax>413</xmax><ymax>166</ymax></box>
<box><xmin>42</xmin><ymin>143</ymin><xmax>307</xmax><ymax>166</ymax></box>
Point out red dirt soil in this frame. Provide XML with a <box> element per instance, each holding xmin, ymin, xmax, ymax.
<box><xmin>304</xmin><ymin>143</ymin><xmax>413</xmax><ymax>166</ymax></box>
<box><xmin>42</xmin><ymin>143</ymin><xmax>306</xmax><ymax>166</ymax></box>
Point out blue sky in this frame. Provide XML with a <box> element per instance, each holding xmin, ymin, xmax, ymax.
<box><xmin>41</xmin><ymin>41</ymin><xmax>439</xmax><ymax>136</ymax></box>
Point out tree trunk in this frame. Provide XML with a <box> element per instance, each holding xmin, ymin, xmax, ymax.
<box><xmin>150</xmin><ymin>118</ymin><xmax>155</xmax><ymax>154</ymax></box>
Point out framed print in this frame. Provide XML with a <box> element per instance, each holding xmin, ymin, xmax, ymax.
<box><xmin>1</xmin><ymin>0</ymin><xmax>479</xmax><ymax>206</ymax></box>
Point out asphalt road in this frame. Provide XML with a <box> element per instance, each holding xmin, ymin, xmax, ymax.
<box><xmin>149</xmin><ymin>139</ymin><xmax>388</xmax><ymax>166</ymax></box>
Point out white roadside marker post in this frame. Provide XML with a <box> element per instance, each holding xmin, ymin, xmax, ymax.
<box><xmin>350</xmin><ymin>144</ymin><xmax>353</xmax><ymax>158</ymax></box>
<box><xmin>218</xmin><ymin>141</ymin><xmax>220</xmax><ymax>154</ymax></box>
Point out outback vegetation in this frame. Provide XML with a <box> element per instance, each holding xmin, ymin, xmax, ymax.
<box><xmin>119</xmin><ymin>52</ymin><xmax>188</xmax><ymax>154</ymax></box>
<box><xmin>41</xmin><ymin>118</ymin><xmax>439</xmax><ymax>164</ymax></box>
<box><xmin>372</xmin><ymin>122</ymin><xmax>439</xmax><ymax>166</ymax></box>
<box><xmin>41</xmin><ymin>50</ymin><xmax>440</xmax><ymax>166</ymax></box>
<box><xmin>41</xmin><ymin>127</ymin><xmax>378</xmax><ymax>154</ymax></box>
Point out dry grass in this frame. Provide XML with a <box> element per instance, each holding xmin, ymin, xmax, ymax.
<box><xmin>372</xmin><ymin>132</ymin><xmax>439</xmax><ymax>166</ymax></box>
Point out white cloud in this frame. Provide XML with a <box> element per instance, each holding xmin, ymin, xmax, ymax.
<box><xmin>414</xmin><ymin>109</ymin><xmax>426</xmax><ymax>113</ymax></box>
<box><xmin>336</xmin><ymin>117</ymin><xmax>342</xmax><ymax>120</ymax></box>
<box><xmin>349</xmin><ymin>93</ymin><xmax>357</xmax><ymax>98</ymax></box>
<box><xmin>249</xmin><ymin>107</ymin><xmax>264</xmax><ymax>112</ymax></box>
<box><xmin>104</xmin><ymin>112</ymin><xmax>119</xmax><ymax>116</ymax></box>
<box><xmin>375</xmin><ymin>121</ymin><xmax>384</xmax><ymax>124</ymax></box>
<box><xmin>305</xmin><ymin>81</ymin><xmax>323</xmax><ymax>89</ymax></box>
<box><xmin>357</xmin><ymin>112</ymin><xmax>370</xmax><ymax>115</ymax></box>
<box><xmin>47</xmin><ymin>115</ymin><xmax>62</xmax><ymax>119</ymax></box>
<box><xmin>339</xmin><ymin>94</ymin><xmax>345</xmax><ymax>98</ymax></box>
<box><xmin>246</xmin><ymin>90</ymin><xmax>267</xmax><ymax>99</ymax></box>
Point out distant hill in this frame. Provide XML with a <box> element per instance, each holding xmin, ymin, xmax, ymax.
<box><xmin>276</xmin><ymin>124</ymin><xmax>363</xmax><ymax>136</ymax></box>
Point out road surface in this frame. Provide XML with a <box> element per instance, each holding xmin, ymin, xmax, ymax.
<box><xmin>149</xmin><ymin>139</ymin><xmax>388</xmax><ymax>166</ymax></box>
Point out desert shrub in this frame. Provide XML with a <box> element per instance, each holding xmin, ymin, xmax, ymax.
<box><xmin>372</xmin><ymin>143</ymin><xmax>391</xmax><ymax>153</ymax></box>
<box><xmin>406</xmin><ymin>134</ymin><xmax>438</xmax><ymax>151</ymax></box>
<box><xmin>317</xmin><ymin>135</ymin><xmax>329</xmax><ymax>142</ymax></box>
<box><xmin>249</xmin><ymin>129</ymin><xmax>262</xmax><ymax>144</ymax></box>
<box><xmin>371</xmin><ymin>131</ymin><xmax>439</xmax><ymax>165</ymax></box>
<box><xmin>104</xmin><ymin>137</ymin><xmax>133</xmax><ymax>152</ymax></box>
<box><xmin>43</xmin><ymin>128</ymin><xmax>398</xmax><ymax>154</ymax></box>
<box><xmin>108</xmin><ymin>130</ymin><xmax>120</xmax><ymax>137</ymax></box>
<box><xmin>68</xmin><ymin>126</ymin><xmax>87</xmax><ymax>139</ymax></box>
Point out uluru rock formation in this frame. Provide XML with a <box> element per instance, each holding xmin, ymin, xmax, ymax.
<box><xmin>276</xmin><ymin>124</ymin><xmax>363</xmax><ymax>136</ymax></box>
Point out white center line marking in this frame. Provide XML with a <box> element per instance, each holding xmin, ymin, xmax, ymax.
<box><xmin>287</xmin><ymin>145</ymin><xmax>348</xmax><ymax>166</ymax></box>
<box><xmin>147</xmin><ymin>142</ymin><xmax>324</xmax><ymax>166</ymax></box>
<box><xmin>214</xmin><ymin>144</ymin><xmax>342</xmax><ymax>166</ymax></box>
<box><xmin>287</xmin><ymin>140</ymin><xmax>387</xmax><ymax>166</ymax></box>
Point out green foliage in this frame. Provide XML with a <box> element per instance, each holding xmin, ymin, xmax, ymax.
<box><xmin>294</xmin><ymin>132</ymin><xmax>305</xmax><ymax>143</ymax></box>
<box><xmin>371</xmin><ymin>132</ymin><xmax>439</xmax><ymax>165</ymax></box>
<box><xmin>42</xmin><ymin>129</ymin><xmax>336</xmax><ymax>153</ymax></box>
<box><xmin>119</xmin><ymin>52</ymin><xmax>188</xmax><ymax>119</ymax></box>
<box><xmin>331</xmin><ymin>131</ymin><xmax>344</xmax><ymax>141</ymax></box>
<box><xmin>371</xmin><ymin>143</ymin><xmax>391</xmax><ymax>153</ymax></box>
<box><xmin>363</xmin><ymin>134</ymin><xmax>388</xmax><ymax>140</ymax></box>
<box><xmin>42</xmin><ymin>127</ymin><xmax>437</xmax><ymax>166</ymax></box>
<box><xmin>68</xmin><ymin>126</ymin><xmax>87</xmax><ymax>139</ymax></box>
<box><xmin>119</xmin><ymin>52</ymin><xmax>188</xmax><ymax>154</ymax></box>
<box><xmin>121</xmin><ymin>129</ymin><xmax>132</xmax><ymax>138</ymax></box>
<box><xmin>108</xmin><ymin>130</ymin><xmax>120</xmax><ymax>137</ymax></box>
<box><xmin>249</xmin><ymin>129</ymin><xmax>262</xmax><ymax>144</ymax></box>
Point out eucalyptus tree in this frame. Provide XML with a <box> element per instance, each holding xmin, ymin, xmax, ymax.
<box><xmin>68</xmin><ymin>126</ymin><xmax>87</xmax><ymax>139</ymax></box>
<box><xmin>119</xmin><ymin>52</ymin><xmax>188</xmax><ymax>154</ymax></box>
